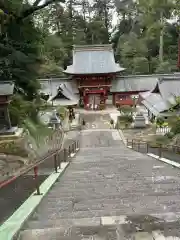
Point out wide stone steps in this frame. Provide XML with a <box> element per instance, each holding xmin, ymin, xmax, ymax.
<box><xmin>32</xmin><ymin>208</ymin><xmax>175</xmax><ymax>222</ymax></box>
<box><xmin>35</xmin><ymin>192</ymin><xmax>180</xmax><ymax>213</ymax></box>
<box><xmin>18</xmin><ymin>226</ymin><xmax>117</xmax><ymax>240</ymax></box>
<box><xmin>34</xmin><ymin>196</ymin><xmax>179</xmax><ymax>215</ymax></box>
<box><xmin>18</xmin><ymin>127</ymin><xmax>180</xmax><ymax>239</ymax></box>
<box><xmin>19</xmin><ymin>218</ymin><xmax>180</xmax><ymax>240</ymax></box>
<box><xmin>19</xmin><ymin>228</ymin><xmax>180</xmax><ymax>240</ymax></box>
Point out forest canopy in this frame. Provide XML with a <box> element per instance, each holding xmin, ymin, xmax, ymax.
<box><xmin>0</xmin><ymin>0</ymin><xmax>179</xmax><ymax>124</ymax></box>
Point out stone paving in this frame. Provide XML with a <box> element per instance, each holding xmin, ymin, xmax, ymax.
<box><xmin>19</xmin><ymin>113</ymin><xmax>180</xmax><ymax>239</ymax></box>
<box><xmin>80</xmin><ymin>113</ymin><xmax>111</xmax><ymax>129</ymax></box>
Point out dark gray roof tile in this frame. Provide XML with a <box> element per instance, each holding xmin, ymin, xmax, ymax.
<box><xmin>111</xmin><ymin>75</ymin><xmax>158</xmax><ymax>92</ymax></box>
<box><xmin>158</xmin><ymin>76</ymin><xmax>180</xmax><ymax>104</ymax></box>
<box><xmin>52</xmin><ymin>99</ymin><xmax>78</xmax><ymax>106</ymax></box>
<box><xmin>142</xmin><ymin>93</ymin><xmax>169</xmax><ymax>116</ymax></box>
<box><xmin>64</xmin><ymin>45</ymin><xmax>125</xmax><ymax>74</ymax></box>
<box><xmin>39</xmin><ymin>78</ymin><xmax>78</xmax><ymax>96</ymax></box>
<box><xmin>142</xmin><ymin>100</ymin><xmax>159</xmax><ymax>116</ymax></box>
<box><xmin>57</xmin><ymin>83</ymin><xmax>78</xmax><ymax>102</ymax></box>
<box><xmin>39</xmin><ymin>78</ymin><xmax>78</xmax><ymax>105</ymax></box>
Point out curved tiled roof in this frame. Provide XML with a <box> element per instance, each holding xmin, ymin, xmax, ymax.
<box><xmin>140</xmin><ymin>73</ymin><xmax>180</xmax><ymax>116</ymax></box>
<box><xmin>39</xmin><ymin>78</ymin><xmax>79</xmax><ymax>106</ymax></box>
<box><xmin>39</xmin><ymin>78</ymin><xmax>79</xmax><ymax>96</ymax></box>
<box><xmin>142</xmin><ymin>93</ymin><xmax>169</xmax><ymax>116</ymax></box>
<box><xmin>111</xmin><ymin>75</ymin><xmax>158</xmax><ymax>92</ymax></box>
<box><xmin>158</xmin><ymin>76</ymin><xmax>180</xmax><ymax>104</ymax></box>
<box><xmin>111</xmin><ymin>73</ymin><xmax>180</xmax><ymax>93</ymax></box>
<box><xmin>64</xmin><ymin>44</ymin><xmax>125</xmax><ymax>74</ymax></box>
<box><xmin>56</xmin><ymin>83</ymin><xmax>78</xmax><ymax>101</ymax></box>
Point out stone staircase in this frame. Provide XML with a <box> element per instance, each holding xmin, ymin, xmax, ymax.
<box><xmin>18</xmin><ymin>130</ymin><xmax>180</xmax><ymax>239</ymax></box>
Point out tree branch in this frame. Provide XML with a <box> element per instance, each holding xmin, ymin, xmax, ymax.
<box><xmin>18</xmin><ymin>0</ymin><xmax>65</xmax><ymax>21</ymax></box>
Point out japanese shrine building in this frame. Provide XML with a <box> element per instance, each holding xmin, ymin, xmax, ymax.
<box><xmin>64</xmin><ymin>44</ymin><xmax>125</xmax><ymax>110</ymax></box>
<box><xmin>139</xmin><ymin>74</ymin><xmax>180</xmax><ymax>120</ymax></box>
<box><xmin>39</xmin><ymin>44</ymin><xmax>180</xmax><ymax>110</ymax></box>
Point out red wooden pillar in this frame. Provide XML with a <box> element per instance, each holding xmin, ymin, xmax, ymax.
<box><xmin>112</xmin><ymin>93</ymin><xmax>116</xmax><ymax>106</ymax></box>
<box><xmin>83</xmin><ymin>93</ymin><xmax>88</xmax><ymax>109</ymax></box>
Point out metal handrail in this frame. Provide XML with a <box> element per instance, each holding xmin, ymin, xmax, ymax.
<box><xmin>127</xmin><ymin>138</ymin><xmax>180</xmax><ymax>149</ymax></box>
<box><xmin>126</xmin><ymin>138</ymin><xmax>180</xmax><ymax>158</ymax></box>
<box><xmin>0</xmin><ymin>148</ymin><xmax>61</xmax><ymax>189</ymax></box>
<box><xmin>0</xmin><ymin>136</ymin><xmax>80</xmax><ymax>192</ymax></box>
<box><xmin>0</xmin><ymin>129</ymin><xmax>64</xmax><ymax>188</ymax></box>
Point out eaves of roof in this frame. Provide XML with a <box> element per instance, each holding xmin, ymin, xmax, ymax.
<box><xmin>64</xmin><ymin>44</ymin><xmax>125</xmax><ymax>75</ymax></box>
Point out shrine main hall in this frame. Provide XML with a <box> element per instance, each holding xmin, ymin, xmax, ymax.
<box><xmin>40</xmin><ymin>44</ymin><xmax>180</xmax><ymax>110</ymax></box>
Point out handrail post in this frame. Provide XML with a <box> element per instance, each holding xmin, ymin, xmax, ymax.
<box><xmin>69</xmin><ymin>146</ymin><xmax>71</xmax><ymax>157</ymax></box>
<box><xmin>54</xmin><ymin>154</ymin><xmax>58</xmax><ymax>173</ymax></box>
<box><xmin>158</xmin><ymin>144</ymin><xmax>162</xmax><ymax>158</ymax></box>
<box><xmin>146</xmin><ymin>142</ymin><xmax>149</xmax><ymax>153</ymax></box>
<box><xmin>138</xmin><ymin>140</ymin><xmax>140</xmax><ymax>152</ymax></box>
<box><xmin>132</xmin><ymin>139</ymin><xmax>134</xmax><ymax>149</ymax></box>
<box><xmin>74</xmin><ymin>141</ymin><xmax>77</xmax><ymax>152</ymax></box>
<box><xmin>58</xmin><ymin>151</ymin><xmax>61</xmax><ymax>169</ymax></box>
<box><xmin>34</xmin><ymin>166</ymin><xmax>40</xmax><ymax>195</ymax></box>
<box><xmin>64</xmin><ymin>149</ymin><xmax>67</xmax><ymax>162</ymax></box>
<box><xmin>72</xmin><ymin>142</ymin><xmax>74</xmax><ymax>153</ymax></box>
<box><xmin>74</xmin><ymin>141</ymin><xmax>76</xmax><ymax>151</ymax></box>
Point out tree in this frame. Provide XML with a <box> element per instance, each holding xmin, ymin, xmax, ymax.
<box><xmin>92</xmin><ymin>0</ymin><xmax>114</xmax><ymax>43</ymax></box>
<box><xmin>116</xmin><ymin>32</ymin><xmax>149</xmax><ymax>74</ymax></box>
<box><xmin>0</xmin><ymin>0</ymin><xmax>65</xmax><ymax>23</ymax></box>
<box><xmin>0</xmin><ymin>0</ymin><xmax>65</xmax><ymax>126</ymax></box>
<box><xmin>112</xmin><ymin>0</ymin><xmax>179</xmax><ymax>74</ymax></box>
<box><xmin>0</xmin><ymin>16</ymin><xmax>42</xmax><ymax>98</ymax></box>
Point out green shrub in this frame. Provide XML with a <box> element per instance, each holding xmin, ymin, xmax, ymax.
<box><xmin>171</xmin><ymin>119</ymin><xmax>180</xmax><ymax>135</ymax></box>
<box><xmin>57</xmin><ymin>106</ymin><xmax>67</xmax><ymax>120</ymax></box>
<box><xmin>148</xmin><ymin>135</ymin><xmax>170</xmax><ymax>147</ymax></box>
<box><xmin>0</xmin><ymin>139</ymin><xmax>28</xmax><ymax>157</ymax></box>
<box><xmin>118</xmin><ymin>105</ymin><xmax>136</xmax><ymax>115</ymax></box>
<box><xmin>165</xmin><ymin>131</ymin><xmax>175</xmax><ymax>139</ymax></box>
<box><xmin>156</xmin><ymin>117</ymin><xmax>164</xmax><ymax>127</ymax></box>
<box><xmin>119</xmin><ymin>115</ymin><xmax>133</xmax><ymax>123</ymax></box>
<box><xmin>9</xmin><ymin>94</ymin><xmax>42</xmax><ymax>126</ymax></box>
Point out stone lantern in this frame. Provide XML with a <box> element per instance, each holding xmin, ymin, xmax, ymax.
<box><xmin>48</xmin><ymin>110</ymin><xmax>61</xmax><ymax>129</ymax></box>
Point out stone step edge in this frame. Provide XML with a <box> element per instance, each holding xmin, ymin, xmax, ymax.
<box><xmin>26</xmin><ymin>212</ymin><xmax>180</xmax><ymax>229</ymax></box>
<box><xmin>20</xmin><ymin>213</ymin><xmax>180</xmax><ymax>239</ymax></box>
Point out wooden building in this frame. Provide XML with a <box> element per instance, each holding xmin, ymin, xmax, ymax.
<box><xmin>0</xmin><ymin>81</ymin><xmax>14</xmax><ymax>134</ymax></box>
<box><xmin>64</xmin><ymin>44</ymin><xmax>125</xmax><ymax>110</ymax></box>
<box><xmin>139</xmin><ymin>75</ymin><xmax>180</xmax><ymax>121</ymax></box>
<box><xmin>111</xmin><ymin>75</ymin><xmax>158</xmax><ymax>107</ymax></box>
<box><xmin>40</xmin><ymin>79</ymin><xmax>78</xmax><ymax>107</ymax></box>
<box><xmin>39</xmin><ymin>44</ymin><xmax>180</xmax><ymax>110</ymax></box>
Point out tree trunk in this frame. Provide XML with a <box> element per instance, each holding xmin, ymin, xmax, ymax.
<box><xmin>159</xmin><ymin>11</ymin><xmax>164</xmax><ymax>63</ymax></box>
<box><xmin>68</xmin><ymin>0</ymin><xmax>73</xmax><ymax>42</ymax></box>
<box><xmin>104</xmin><ymin>2</ymin><xmax>109</xmax><ymax>43</ymax></box>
